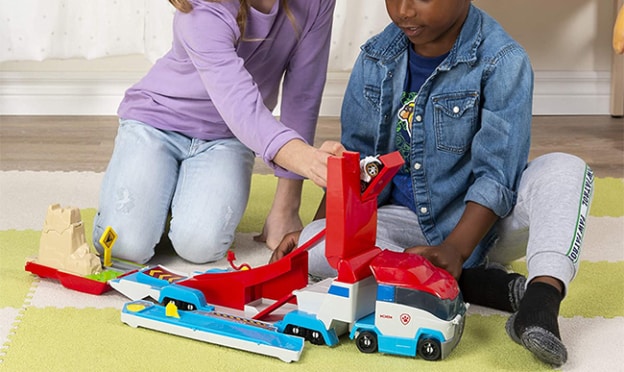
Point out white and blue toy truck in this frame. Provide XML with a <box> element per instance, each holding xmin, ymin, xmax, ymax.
<box><xmin>350</xmin><ymin>250</ymin><xmax>466</xmax><ymax>360</ymax></box>
<box><xmin>274</xmin><ymin>152</ymin><xmax>466</xmax><ymax>360</ymax></box>
<box><xmin>275</xmin><ymin>249</ymin><xmax>466</xmax><ymax>361</ymax></box>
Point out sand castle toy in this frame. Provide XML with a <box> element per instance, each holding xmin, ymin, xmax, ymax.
<box><xmin>37</xmin><ymin>204</ymin><xmax>102</xmax><ymax>276</ymax></box>
<box><xmin>25</xmin><ymin>204</ymin><xmax>143</xmax><ymax>294</ymax></box>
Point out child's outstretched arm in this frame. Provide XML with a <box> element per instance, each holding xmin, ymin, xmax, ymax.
<box><xmin>253</xmin><ymin>178</ymin><xmax>304</xmax><ymax>250</ymax></box>
<box><xmin>405</xmin><ymin>201</ymin><xmax>498</xmax><ymax>279</ymax></box>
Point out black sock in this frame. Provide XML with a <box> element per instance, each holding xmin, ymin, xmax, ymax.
<box><xmin>507</xmin><ymin>281</ymin><xmax>567</xmax><ymax>366</ymax></box>
<box><xmin>513</xmin><ymin>281</ymin><xmax>562</xmax><ymax>340</ymax></box>
<box><xmin>458</xmin><ymin>266</ymin><xmax>526</xmax><ymax>312</ymax></box>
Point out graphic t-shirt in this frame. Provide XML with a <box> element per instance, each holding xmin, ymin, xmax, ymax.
<box><xmin>391</xmin><ymin>47</ymin><xmax>449</xmax><ymax>212</ymax></box>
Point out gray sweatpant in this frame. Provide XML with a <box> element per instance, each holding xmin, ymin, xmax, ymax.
<box><xmin>301</xmin><ymin>152</ymin><xmax>594</xmax><ymax>295</ymax></box>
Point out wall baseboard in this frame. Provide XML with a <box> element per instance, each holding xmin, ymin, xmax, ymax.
<box><xmin>0</xmin><ymin>70</ymin><xmax>612</xmax><ymax>116</ymax></box>
<box><xmin>531</xmin><ymin>70</ymin><xmax>612</xmax><ymax>115</ymax></box>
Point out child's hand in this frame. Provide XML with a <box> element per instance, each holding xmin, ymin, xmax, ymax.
<box><xmin>307</xmin><ymin>141</ymin><xmax>347</xmax><ymax>188</ymax></box>
<box><xmin>405</xmin><ymin>243</ymin><xmax>464</xmax><ymax>280</ymax></box>
<box><xmin>273</xmin><ymin>140</ymin><xmax>346</xmax><ymax>189</ymax></box>
<box><xmin>269</xmin><ymin>231</ymin><xmax>302</xmax><ymax>263</ymax></box>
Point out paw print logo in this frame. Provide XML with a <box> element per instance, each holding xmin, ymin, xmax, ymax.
<box><xmin>400</xmin><ymin>313</ymin><xmax>411</xmax><ymax>325</ymax></box>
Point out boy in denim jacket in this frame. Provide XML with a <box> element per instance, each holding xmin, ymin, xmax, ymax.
<box><xmin>272</xmin><ymin>0</ymin><xmax>594</xmax><ymax>367</ymax></box>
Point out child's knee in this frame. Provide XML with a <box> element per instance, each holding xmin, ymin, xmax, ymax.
<box><xmin>92</xmin><ymin>211</ymin><xmax>163</xmax><ymax>264</ymax></box>
<box><xmin>532</xmin><ymin>152</ymin><xmax>590</xmax><ymax>179</ymax></box>
<box><xmin>169</xmin><ymin>227</ymin><xmax>231</xmax><ymax>264</ymax></box>
<box><xmin>526</xmin><ymin>153</ymin><xmax>593</xmax><ymax>199</ymax></box>
<box><xmin>300</xmin><ymin>219</ymin><xmax>336</xmax><ymax>279</ymax></box>
<box><xmin>94</xmin><ymin>229</ymin><xmax>157</xmax><ymax>264</ymax></box>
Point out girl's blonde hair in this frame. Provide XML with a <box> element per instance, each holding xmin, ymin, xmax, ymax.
<box><xmin>168</xmin><ymin>0</ymin><xmax>298</xmax><ymax>41</ymax></box>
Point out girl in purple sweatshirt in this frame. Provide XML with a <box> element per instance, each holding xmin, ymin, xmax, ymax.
<box><xmin>93</xmin><ymin>0</ymin><xmax>343</xmax><ymax>264</ymax></box>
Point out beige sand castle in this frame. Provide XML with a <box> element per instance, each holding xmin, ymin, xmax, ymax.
<box><xmin>37</xmin><ymin>204</ymin><xmax>102</xmax><ymax>276</ymax></box>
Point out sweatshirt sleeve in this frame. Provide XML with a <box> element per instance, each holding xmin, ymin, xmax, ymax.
<box><xmin>271</xmin><ymin>0</ymin><xmax>336</xmax><ymax>179</ymax></box>
<box><xmin>175</xmin><ymin>4</ymin><xmax>305</xmax><ymax>173</ymax></box>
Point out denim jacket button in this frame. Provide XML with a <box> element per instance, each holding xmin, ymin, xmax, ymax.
<box><xmin>414</xmin><ymin>162</ymin><xmax>422</xmax><ymax>170</ymax></box>
<box><xmin>420</xmin><ymin>207</ymin><xmax>428</xmax><ymax>214</ymax></box>
<box><xmin>453</xmin><ymin>106</ymin><xmax>460</xmax><ymax>114</ymax></box>
<box><xmin>415</xmin><ymin>115</ymin><xmax>422</xmax><ymax>122</ymax></box>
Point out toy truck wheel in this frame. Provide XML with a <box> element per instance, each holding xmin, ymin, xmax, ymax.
<box><xmin>417</xmin><ymin>338</ymin><xmax>441</xmax><ymax>361</ymax></box>
<box><xmin>162</xmin><ymin>297</ymin><xmax>196</xmax><ymax>311</ymax></box>
<box><xmin>355</xmin><ymin>331</ymin><xmax>378</xmax><ymax>353</ymax></box>
<box><xmin>309</xmin><ymin>330</ymin><xmax>325</xmax><ymax>346</ymax></box>
<box><xmin>284</xmin><ymin>324</ymin><xmax>307</xmax><ymax>338</ymax></box>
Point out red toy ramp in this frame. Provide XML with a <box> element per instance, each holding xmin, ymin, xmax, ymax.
<box><xmin>177</xmin><ymin>247</ymin><xmax>309</xmax><ymax>310</ymax></box>
<box><xmin>325</xmin><ymin>151</ymin><xmax>404</xmax><ymax>283</ymax></box>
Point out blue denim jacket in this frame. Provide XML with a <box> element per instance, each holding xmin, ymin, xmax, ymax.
<box><xmin>340</xmin><ymin>5</ymin><xmax>533</xmax><ymax>267</ymax></box>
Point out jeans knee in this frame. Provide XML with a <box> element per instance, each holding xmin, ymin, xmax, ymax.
<box><xmin>93</xmin><ymin>228</ymin><xmax>158</xmax><ymax>264</ymax></box>
<box><xmin>168</xmin><ymin>228</ymin><xmax>232</xmax><ymax>264</ymax></box>
<box><xmin>92</xmin><ymin>206</ymin><xmax>166</xmax><ymax>264</ymax></box>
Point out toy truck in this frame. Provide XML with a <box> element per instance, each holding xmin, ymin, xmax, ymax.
<box><xmin>350</xmin><ymin>250</ymin><xmax>465</xmax><ymax>360</ymax></box>
<box><xmin>276</xmin><ymin>250</ymin><xmax>466</xmax><ymax>360</ymax></box>
<box><xmin>273</xmin><ymin>152</ymin><xmax>466</xmax><ymax>360</ymax></box>
<box><xmin>113</xmin><ymin>151</ymin><xmax>466</xmax><ymax>362</ymax></box>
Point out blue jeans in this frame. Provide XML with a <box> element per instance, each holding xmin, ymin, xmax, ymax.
<box><xmin>93</xmin><ymin>119</ymin><xmax>255</xmax><ymax>264</ymax></box>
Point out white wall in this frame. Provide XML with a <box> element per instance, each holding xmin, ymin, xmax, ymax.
<box><xmin>0</xmin><ymin>0</ymin><xmax>618</xmax><ymax>116</ymax></box>
<box><xmin>475</xmin><ymin>0</ymin><xmax>616</xmax><ymax>115</ymax></box>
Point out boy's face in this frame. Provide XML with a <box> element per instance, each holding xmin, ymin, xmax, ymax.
<box><xmin>385</xmin><ymin>0</ymin><xmax>471</xmax><ymax>57</ymax></box>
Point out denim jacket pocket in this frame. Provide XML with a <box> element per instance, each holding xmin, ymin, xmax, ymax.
<box><xmin>363</xmin><ymin>84</ymin><xmax>382</xmax><ymax>111</ymax></box>
<box><xmin>432</xmin><ymin>91</ymin><xmax>479</xmax><ymax>154</ymax></box>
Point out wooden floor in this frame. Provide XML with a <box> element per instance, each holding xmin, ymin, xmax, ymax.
<box><xmin>1</xmin><ymin>115</ymin><xmax>622</xmax><ymax>178</ymax></box>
